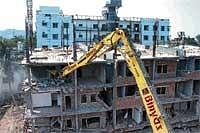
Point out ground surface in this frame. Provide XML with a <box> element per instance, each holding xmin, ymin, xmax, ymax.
<box><xmin>0</xmin><ymin>105</ymin><xmax>24</xmax><ymax>133</ymax></box>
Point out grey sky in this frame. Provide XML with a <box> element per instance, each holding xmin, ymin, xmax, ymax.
<box><xmin>0</xmin><ymin>0</ymin><xmax>199</xmax><ymax>37</ymax></box>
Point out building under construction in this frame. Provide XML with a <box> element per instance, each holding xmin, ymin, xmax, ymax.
<box><xmin>21</xmin><ymin>43</ymin><xmax>200</xmax><ymax>132</ymax></box>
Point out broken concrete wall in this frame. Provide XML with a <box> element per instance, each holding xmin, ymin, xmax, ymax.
<box><xmin>155</xmin><ymin>82</ymin><xmax>175</xmax><ymax>97</ymax></box>
<box><xmin>0</xmin><ymin>60</ymin><xmax>26</xmax><ymax>106</ymax></box>
<box><xmin>32</xmin><ymin>93</ymin><xmax>52</xmax><ymax>107</ymax></box>
<box><xmin>31</xmin><ymin>66</ymin><xmax>50</xmax><ymax>79</ymax></box>
<box><xmin>79</xmin><ymin>112</ymin><xmax>106</xmax><ymax>129</ymax></box>
<box><xmin>176</xmin><ymin>80</ymin><xmax>193</xmax><ymax>97</ymax></box>
<box><xmin>80</xmin><ymin>63</ymin><xmax>105</xmax><ymax>82</ymax></box>
<box><xmin>117</xmin><ymin>61</ymin><xmax>126</xmax><ymax>77</ymax></box>
<box><xmin>155</xmin><ymin>60</ymin><xmax>177</xmax><ymax>79</ymax></box>
<box><xmin>133</xmin><ymin>107</ymin><xmax>142</xmax><ymax>124</ymax></box>
<box><xmin>64</xmin><ymin>94</ymin><xmax>74</xmax><ymax>110</ymax></box>
<box><xmin>193</xmin><ymin>80</ymin><xmax>200</xmax><ymax>95</ymax></box>
<box><xmin>173</xmin><ymin>101</ymin><xmax>197</xmax><ymax>113</ymax></box>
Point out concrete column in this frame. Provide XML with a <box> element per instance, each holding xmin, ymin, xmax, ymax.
<box><xmin>133</xmin><ymin>107</ymin><xmax>142</xmax><ymax>124</ymax></box>
<box><xmin>32</xmin><ymin>118</ymin><xmax>35</xmax><ymax>133</ymax></box>
<box><xmin>132</xmin><ymin>108</ymin><xmax>134</xmax><ymax>120</ymax></box>
<box><xmin>122</xmin><ymin>86</ymin><xmax>126</xmax><ymax>97</ymax></box>
<box><xmin>100</xmin><ymin>115</ymin><xmax>106</xmax><ymax>128</ymax></box>
<box><xmin>123</xmin><ymin>62</ymin><xmax>126</xmax><ymax>77</ymax></box>
<box><xmin>60</xmin><ymin>89</ymin><xmax>63</xmax><ymax>132</ymax></box>
<box><xmin>112</xmin><ymin>48</ymin><xmax>117</xmax><ymax>129</ymax></box>
<box><xmin>197</xmin><ymin>100</ymin><xmax>200</xmax><ymax>122</ymax></box>
<box><xmin>72</xmin><ymin>19</ymin><xmax>79</xmax><ymax>132</ymax></box>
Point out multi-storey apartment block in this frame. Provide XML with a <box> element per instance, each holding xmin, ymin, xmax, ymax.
<box><xmin>36</xmin><ymin>6</ymin><xmax>170</xmax><ymax>48</ymax></box>
<box><xmin>22</xmin><ymin>45</ymin><xmax>200</xmax><ymax>132</ymax></box>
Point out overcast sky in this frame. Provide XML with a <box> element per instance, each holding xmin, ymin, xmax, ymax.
<box><xmin>0</xmin><ymin>0</ymin><xmax>199</xmax><ymax>37</ymax></box>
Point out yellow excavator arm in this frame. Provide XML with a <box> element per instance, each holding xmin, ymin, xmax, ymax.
<box><xmin>62</xmin><ymin>29</ymin><xmax>170</xmax><ymax>133</ymax></box>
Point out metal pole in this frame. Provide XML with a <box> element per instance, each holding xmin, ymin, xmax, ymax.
<box><xmin>112</xmin><ymin>47</ymin><xmax>117</xmax><ymax>130</ymax></box>
<box><xmin>72</xmin><ymin>16</ymin><xmax>79</xmax><ymax>132</ymax></box>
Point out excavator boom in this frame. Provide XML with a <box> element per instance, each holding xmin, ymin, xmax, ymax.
<box><xmin>62</xmin><ymin>29</ymin><xmax>170</xmax><ymax>133</ymax></box>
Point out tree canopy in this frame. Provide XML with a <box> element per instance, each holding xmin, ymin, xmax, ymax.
<box><xmin>196</xmin><ymin>34</ymin><xmax>200</xmax><ymax>43</ymax></box>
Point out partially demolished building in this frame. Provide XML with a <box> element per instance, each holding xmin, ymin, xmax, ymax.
<box><xmin>22</xmin><ymin>44</ymin><xmax>200</xmax><ymax>132</ymax></box>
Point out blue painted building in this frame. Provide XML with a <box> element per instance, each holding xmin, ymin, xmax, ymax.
<box><xmin>36</xmin><ymin>6</ymin><xmax>170</xmax><ymax>48</ymax></box>
<box><xmin>141</xmin><ymin>18</ymin><xmax>170</xmax><ymax>46</ymax></box>
<box><xmin>36</xmin><ymin>6</ymin><xmax>73</xmax><ymax>48</ymax></box>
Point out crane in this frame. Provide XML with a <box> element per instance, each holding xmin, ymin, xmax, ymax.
<box><xmin>61</xmin><ymin>29</ymin><xmax>171</xmax><ymax>132</ymax></box>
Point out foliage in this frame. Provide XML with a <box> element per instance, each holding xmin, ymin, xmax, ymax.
<box><xmin>184</xmin><ymin>36</ymin><xmax>198</xmax><ymax>46</ymax></box>
<box><xmin>0</xmin><ymin>36</ymin><xmax>25</xmax><ymax>48</ymax></box>
<box><xmin>196</xmin><ymin>34</ymin><xmax>200</xmax><ymax>43</ymax></box>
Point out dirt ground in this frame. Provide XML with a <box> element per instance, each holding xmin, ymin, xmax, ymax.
<box><xmin>0</xmin><ymin>105</ymin><xmax>25</xmax><ymax>133</ymax></box>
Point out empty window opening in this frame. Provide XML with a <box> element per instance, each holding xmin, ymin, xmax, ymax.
<box><xmin>42</xmin><ymin>21</ymin><xmax>47</xmax><ymax>26</ymax></box>
<box><xmin>42</xmin><ymin>45</ymin><xmax>48</xmax><ymax>49</ymax></box>
<box><xmin>142</xmin><ymin>111</ymin><xmax>147</xmax><ymax>121</ymax></box>
<box><xmin>63</xmin><ymin>34</ymin><xmax>69</xmax><ymax>39</ymax></box>
<box><xmin>51</xmin><ymin>93</ymin><xmax>58</xmax><ymax>106</ymax></box>
<box><xmin>52</xmin><ymin>45</ymin><xmax>58</xmax><ymax>48</ymax></box>
<box><xmin>106</xmin><ymin>64</ymin><xmax>114</xmax><ymax>83</ymax></box>
<box><xmin>78</xmin><ymin>24</ymin><xmax>83</xmax><ymax>27</ymax></box>
<box><xmin>167</xmin><ymin>26</ymin><xmax>170</xmax><ymax>31</ymax></box>
<box><xmin>126</xmin><ymin>66</ymin><xmax>132</xmax><ymax>77</ymax></box>
<box><xmin>78</xmin><ymin>34</ymin><xmax>83</xmax><ymax>38</ymax></box>
<box><xmin>125</xmin><ymin>85</ymin><xmax>136</xmax><ymax>96</ymax></box>
<box><xmin>144</xmin><ymin>35</ymin><xmax>149</xmax><ymax>41</ymax></box>
<box><xmin>117</xmin><ymin>62</ymin><xmax>125</xmax><ymax>77</ymax></box>
<box><xmin>91</xmin><ymin>94</ymin><xmax>97</xmax><ymax>102</ymax></box>
<box><xmin>119</xmin><ymin>25</ymin><xmax>123</xmax><ymax>28</ymax></box>
<box><xmin>127</xmin><ymin>25</ymin><xmax>131</xmax><ymax>29</ymax></box>
<box><xmin>53</xmin><ymin>121</ymin><xmax>60</xmax><ymax>128</ymax></box>
<box><xmin>82</xmin><ymin>119</ymin><xmax>87</xmax><ymax>128</ymax></box>
<box><xmin>82</xmin><ymin>117</ymin><xmax>100</xmax><ymax>128</ymax></box>
<box><xmin>77</xmin><ymin>68</ymin><xmax>82</xmax><ymax>78</ymax></box>
<box><xmin>87</xmin><ymin>117</ymin><xmax>100</xmax><ymax>128</ymax></box>
<box><xmin>117</xmin><ymin>87</ymin><xmax>124</xmax><ymax>98</ymax></box>
<box><xmin>187</xmin><ymin>101</ymin><xmax>191</xmax><ymax>110</ymax></box>
<box><xmin>134</xmin><ymin>34</ymin><xmax>140</xmax><ymax>42</ymax></box>
<box><xmin>156</xmin><ymin>87</ymin><xmax>166</xmax><ymax>95</ymax></box>
<box><xmin>193</xmin><ymin>80</ymin><xmax>200</xmax><ymax>95</ymax></box>
<box><xmin>144</xmin><ymin>25</ymin><xmax>149</xmax><ymax>31</ymax></box>
<box><xmin>135</xmin><ymin>91</ymin><xmax>140</xmax><ymax>97</ymax></box>
<box><xmin>45</xmin><ymin>14</ymin><xmax>51</xmax><ymax>17</ymax></box>
<box><xmin>145</xmin><ymin>66</ymin><xmax>149</xmax><ymax>73</ymax></box>
<box><xmin>161</xmin><ymin>26</ymin><xmax>165</xmax><ymax>31</ymax></box>
<box><xmin>167</xmin><ymin>36</ymin><xmax>170</xmax><ymax>41</ymax></box>
<box><xmin>52</xmin><ymin>34</ymin><xmax>58</xmax><ymax>40</ymax></box>
<box><xmin>161</xmin><ymin>36</ymin><xmax>165</xmax><ymax>41</ymax></box>
<box><xmin>195</xmin><ymin>59</ymin><xmax>200</xmax><ymax>70</ymax></box>
<box><xmin>177</xmin><ymin>59</ymin><xmax>187</xmax><ymax>71</ymax></box>
<box><xmin>51</xmin><ymin>117</ymin><xmax>61</xmax><ymax>129</ymax></box>
<box><xmin>134</xmin><ymin>24</ymin><xmax>139</xmax><ymax>32</ymax></box>
<box><xmin>116</xmin><ymin>109</ymin><xmax>132</xmax><ymax>124</ymax></box>
<box><xmin>81</xmin><ymin>95</ymin><xmax>87</xmax><ymax>103</ymax></box>
<box><xmin>93</xmin><ymin>34</ymin><xmax>98</xmax><ymax>40</ymax></box>
<box><xmin>157</xmin><ymin>64</ymin><xmax>168</xmax><ymax>73</ymax></box>
<box><xmin>42</xmin><ymin>32</ymin><xmax>48</xmax><ymax>38</ymax></box>
<box><xmin>99</xmin><ymin>88</ymin><xmax>112</xmax><ymax>106</ymax></box>
<box><xmin>65</xmin><ymin>96</ymin><xmax>71</xmax><ymax>109</ymax></box>
<box><xmin>53</xmin><ymin>23</ymin><xmax>58</xmax><ymax>28</ymax></box>
<box><xmin>64</xmin><ymin>23</ymin><xmax>69</xmax><ymax>28</ymax></box>
<box><xmin>93</xmin><ymin>24</ymin><xmax>98</xmax><ymax>29</ymax></box>
<box><xmin>66</xmin><ymin>119</ymin><xmax>72</xmax><ymax>128</ymax></box>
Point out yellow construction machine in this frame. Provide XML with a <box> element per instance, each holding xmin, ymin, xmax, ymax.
<box><xmin>61</xmin><ymin>29</ymin><xmax>171</xmax><ymax>133</ymax></box>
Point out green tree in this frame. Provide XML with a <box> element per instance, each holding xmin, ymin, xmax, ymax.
<box><xmin>185</xmin><ymin>36</ymin><xmax>198</xmax><ymax>46</ymax></box>
<box><xmin>196</xmin><ymin>34</ymin><xmax>200</xmax><ymax>43</ymax></box>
